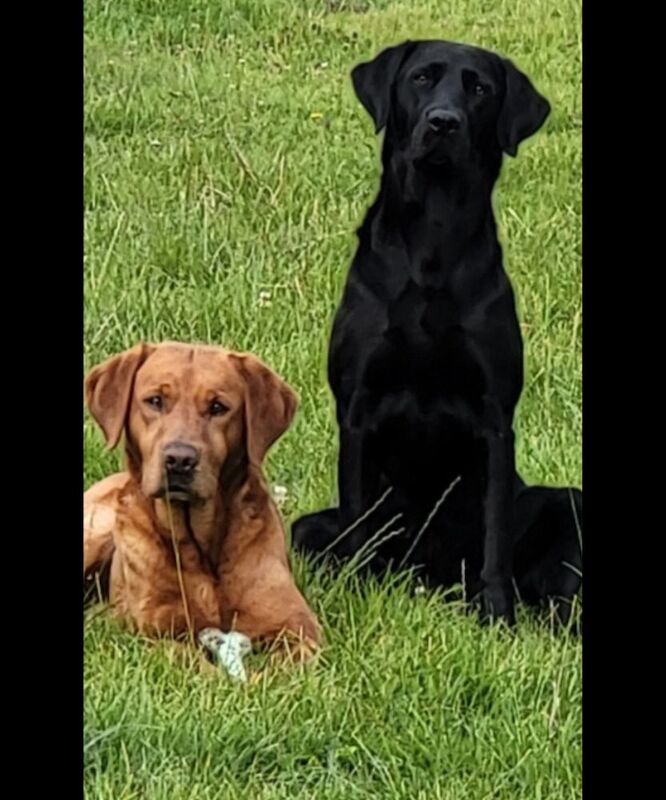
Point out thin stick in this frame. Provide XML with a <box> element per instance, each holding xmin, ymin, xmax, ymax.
<box><xmin>347</xmin><ymin>526</ymin><xmax>407</xmax><ymax>577</ymax></box>
<box><xmin>568</xmin><ymin>487</ymin><xmax>582</xmax><ymax>553</ymax></box>
<box><xmin>164</xmin><ymin>484</ymin><xmax>195</xmax><ymax>647</ymax></box>
<box><xmin>398</xmin><ymin>476</ymin><xmax>462</xmax><ymax>569</ymax></box>
<box><xmin>323</xmin><ymin>486</ymin><xmax>394</xmax><ymax>555</ymax></box>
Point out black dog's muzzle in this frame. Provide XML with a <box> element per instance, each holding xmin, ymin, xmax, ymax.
<box><xmin>425</xmin><ymin>108</ymin><xmax>463</xmax><ymax>135</ymax></box>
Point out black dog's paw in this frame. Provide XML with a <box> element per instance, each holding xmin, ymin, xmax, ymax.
<box><xmin>478</xmin><ymin>583</ymin><xmax>515</xmax><ymax>627</ymax></box>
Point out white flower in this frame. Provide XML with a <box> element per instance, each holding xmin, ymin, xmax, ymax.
<box><xmin>258</xmin><ymin>290</ymin><xmax>272</xmax><ymax>308</ymax></box>
<box><xmin>273</xmin><ymin>485</ymin><xmax>288</xmax><ymax>507</ymax></box>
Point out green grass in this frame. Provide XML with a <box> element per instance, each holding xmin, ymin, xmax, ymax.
<box><xmin>84</xmin><ymin>1</ymin><xmax>582</xmax><ymax>797</ymax></box>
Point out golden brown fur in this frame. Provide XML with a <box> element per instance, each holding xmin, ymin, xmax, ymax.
<box><xmin>84</xmin><ymin>342</ymin><xmax>321</xmax><ymax>657</ymax></box>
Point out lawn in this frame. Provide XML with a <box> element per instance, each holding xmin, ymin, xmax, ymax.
<box><xmin>84</xmin><ymin>1</ymin><xmax>582</xmax><ymax>798</ymax></box>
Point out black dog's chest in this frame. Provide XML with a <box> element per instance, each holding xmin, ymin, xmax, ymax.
<box><xmin>387</xmin><ymin>280</ymin><xmax>458</xmax><ymax>337</ymax></box>
<box><xmin>365</xmin><ymin>282</ymin><xmax>487</xmax><ymax>410</ymax></box>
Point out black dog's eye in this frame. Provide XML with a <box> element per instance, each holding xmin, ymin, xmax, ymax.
<box><xmin>209</xmin><ymin>400</ymin><xmax>229</xmax><ymax>417</ymax></box>
<box><xmin>145</xmin><ymin>395</ymin><xmax>164</xmax><ymax>411</ymax></box>
<box><xmin>474</xmin><ymin>82</ymin><xmax>488</xmax><ymax>96</ymax></box>
<box><xmin>413</xmin><ymin>72</ymin><xmax>430</xmax><ymax>86</ymax></box>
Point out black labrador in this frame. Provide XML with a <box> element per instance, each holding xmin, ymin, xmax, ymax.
<box><xmin>292</xmin><ymin>40</ymin><xmax>582</xmax><ymax>626</ymax></box>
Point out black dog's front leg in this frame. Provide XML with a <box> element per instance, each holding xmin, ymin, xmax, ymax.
<box><xmin>480</xmin><ymin>428</ymin><xmax>516</xmax><ymax>625</ymax></box>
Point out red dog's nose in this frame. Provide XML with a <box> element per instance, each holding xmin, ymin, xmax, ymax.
<box><xmin>163</xmin><ymin>442</ymin><xmax>200</xmax><ymax>474</ymax></box>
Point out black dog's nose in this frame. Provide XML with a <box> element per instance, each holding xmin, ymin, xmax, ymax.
<box><xmin>426</xmin><ymin>109</ymin><xmax>462</xmax><ymax>134</ymax></box>
<box><xmin>164</xmin><ymin>442</ymin><xmax>200</xmax><ymax>475</ymax></box>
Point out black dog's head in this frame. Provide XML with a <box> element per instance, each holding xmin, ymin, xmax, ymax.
<box><xmin>352</xmin><ymin>40</ymin><xmax>550</xmax><ymax>167</ymax></box>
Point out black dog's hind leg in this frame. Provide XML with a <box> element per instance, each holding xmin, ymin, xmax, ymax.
<box><xmin>292</xmin><ymin>507</ymin><xmax>340</xmax><ymax>560</ymax></box>
<box><xmin>513</xmin><ymin>485</ymin><xmax>582</xmax><ymax>629</ymax></box>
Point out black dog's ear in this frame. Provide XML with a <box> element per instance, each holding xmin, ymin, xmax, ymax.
<box><xmin>351</xmin><ymin>41</ymin><xmax>414</xmax><ymax>133</ymax></box>
<box><xmin>497</xmin><ymin>59</ymin><xmax>550</xmax><ymax>157</ymax></box>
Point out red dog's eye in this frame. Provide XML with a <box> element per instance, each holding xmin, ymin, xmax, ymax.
<box><xmin>209</xmin><ymin>400</ymin><xmax>229</xmax><ymax>417</ymax></box>
<box><xmin>145</xmin><ymin>396</ymin><xmax>163</xmax><ymax>410</ymax></box>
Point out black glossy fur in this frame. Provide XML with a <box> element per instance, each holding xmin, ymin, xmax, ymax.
<box><xmin>292</xmin><ymin>41</ymin><xmax>582</xmax><ymax>626</ymax></box>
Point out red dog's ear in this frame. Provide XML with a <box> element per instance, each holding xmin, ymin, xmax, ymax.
<box><xmin>230</xmin><ymin>353</ymin><xmax>298</xmax><ymax>467</ymax></box>
<box><xmin>85</xmin><ymin>344</ymin><xmax>154</xmax><ymax>449</ymax></box>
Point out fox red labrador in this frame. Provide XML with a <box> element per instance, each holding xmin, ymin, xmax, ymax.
<box><xmin>84</xmin><ymin>342</ymin><xmax>321</xmax><ymax>660</ymax></box>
